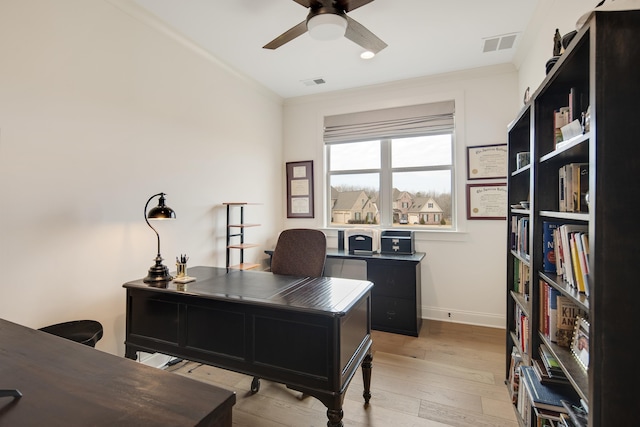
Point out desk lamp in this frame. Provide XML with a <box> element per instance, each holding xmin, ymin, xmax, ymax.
<box><xmin>143</xmin><ymin>192</ymin><xmax>176</xmax><ymax>284</ymax></box>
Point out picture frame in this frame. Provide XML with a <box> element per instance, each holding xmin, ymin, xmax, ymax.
<box><xmin>571</xmin><ymin>316</ymin><xmax>590</xmax><ymax>371</ymax></box>
<box><xmin>467</xmin><ymin>144</ymin><xmax>508</xmax><ymax>180</ymax></box>
<box><xmin>466</xmin><ymin>183</ymin><xmax>507</xmax><ymax>220</ymax></box>
<box><xmin>286</xmin><ymin>160</ymin><xmax>314</xmax><ymax>218</ymax></box>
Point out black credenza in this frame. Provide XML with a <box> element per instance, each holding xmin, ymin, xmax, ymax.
<box><xmin>267</xmin><ymin>249</ymin><xmax>425</xmax><ymax>336</ymax></box>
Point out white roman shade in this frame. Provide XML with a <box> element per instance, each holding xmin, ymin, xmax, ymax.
<box><xmin>324</xmin><ymin>100</ymin><xmax>455</xmax><ymax>144</ymax></box>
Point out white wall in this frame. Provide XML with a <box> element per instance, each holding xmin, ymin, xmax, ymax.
<box><xmin>280</xmin><ymin>0</ymin><xmax>602</xmax><ymax>330</ymax></box>
<box><xmin>282</xmin><ymin>64</ymin><xmax>520</xmax><ymax>328</ymax></box>
<box><xmin>0</xmin><ymin>0</ymin><xmax>600</xmax><ymax>355</ymax></box>
<box><xmin>515</xmin><ymin>0</ymin><xmax>599</xmax><ymax>103</ymax></box>
<box><xmin>0</xmin><ymin>0</ymin><xmax>284</xmax><ymax>355</ymax></box>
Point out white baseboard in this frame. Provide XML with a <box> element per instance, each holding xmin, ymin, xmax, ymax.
<box><xmin>423</xmin><ymin>306</ymin><xmax>505</xmax><ymax>329</ymax></box>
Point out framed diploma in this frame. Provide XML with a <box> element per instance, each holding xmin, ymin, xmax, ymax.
<box><xmin>467</xmin><ymin>144</ymin><xmax>508</xmax><ymax>180</ymax></box>
<box><xmin>286</xmin><ymin>160</ymin><xmax>314</xmax><ymax>218</ymax></box>
<box><xmin>466</xmin><ymin>183</ymin><xmax>507</xmax><ymax>220</ymax></box>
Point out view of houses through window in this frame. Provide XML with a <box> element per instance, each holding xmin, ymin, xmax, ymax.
<box><xmin>327</xmin><ymin>134</ymin><xmax>454</xmax><ymax>229</ymax></box>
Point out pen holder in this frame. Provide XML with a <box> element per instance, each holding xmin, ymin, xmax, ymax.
<box><xmin>176</xmin><ymin>262</ymin><xmax>187</xmax><ymax>278</ymax></box>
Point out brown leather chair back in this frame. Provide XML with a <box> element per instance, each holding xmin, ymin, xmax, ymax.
<box><xmin>270</xmin><ymin>229</ymin><xmax>327</xmax><ymax>277</ymax></box>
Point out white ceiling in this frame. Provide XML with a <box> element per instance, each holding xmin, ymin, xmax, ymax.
<box><xmin>130</xmin><ymin>0</ymin><xmax>542</xmax><ymax>99</ymax></box>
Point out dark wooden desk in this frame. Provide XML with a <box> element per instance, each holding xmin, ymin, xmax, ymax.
<box><xmin>0</xmin><ymin>318</ymin><xmax>235</xmax><ymax>427</ymax></box>
<box><xmin>123</xmin><ymin>266</ymin><xmax>373</xmax><ymax>427</ymax></box>
<box><xmin>266</xmin><ymin>249</ymin><xmax>426</xmax><ymax>336</ymax></box>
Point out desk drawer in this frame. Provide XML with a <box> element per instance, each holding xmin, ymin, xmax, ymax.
<box><xmin>371</xmin><ymin>296</ymin><xmax>416</xmax><ymax>334</ymax></box>
<box><xmin>367</xmin><ymin>263</ymin><xmax>416</xmax><ymax>298</ymax></box>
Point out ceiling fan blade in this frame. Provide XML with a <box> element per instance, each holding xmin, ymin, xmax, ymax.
<box><xmin>338</xmin><ymin>0</ymin><xmax>374</xmax><ymax>13</ymax></box>
<box><xmin>292</xmin><ymin>0</ymin><xmax>313</xmax><ymax>7</ymax></box>
<box><xmin>344</xmin><ymin>15</ymin><xmax>387</xmax><ymax>54</ymax></box>
<box><xmin>263</xmin><ymin>21</ymin><xmax>308</xmax><ymax>50</ymax></box>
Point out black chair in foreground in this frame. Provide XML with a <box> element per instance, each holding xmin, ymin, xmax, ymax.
<box><xmin>251</xmin><ymin>228</ymin><xmax>327</xmax><ymax>393</ymax></box>
<box><xmin>39</xmin><ymin>320</ymin><xmax>103</xmax><ymax>348</ymax></box>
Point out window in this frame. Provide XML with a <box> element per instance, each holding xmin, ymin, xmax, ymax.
<box><xmin>325</xmin><ymin>101</ymin><xmax>455</xmax><ymax>229</ymax></box>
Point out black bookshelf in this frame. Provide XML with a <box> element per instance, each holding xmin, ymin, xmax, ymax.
<box><xmin>505</xmin><ymin>10</ymin><xmax>640</xmax><ymax>427</ymax></box>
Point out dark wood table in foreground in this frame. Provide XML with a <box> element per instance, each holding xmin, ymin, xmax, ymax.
<box><xmin>123</xmin><ymin>266</ymin><xmax>374</xmax><ymax>427</ymax></box>
<box><xmin>0</xmin><ymin>318</ymin><xmax>235</xmax><ymax>427</ymax></box>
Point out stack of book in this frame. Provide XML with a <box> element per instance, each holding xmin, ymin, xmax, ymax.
<box><xmin>539</xmin><ymin>281</ymin><xmax>587</xmax><ymax>347</ymax></box>
<box><xmin>558</xmin><ymin>163</ymin><xmax>589</xmax><ymax>213</ymax></box>
<box><xmin>534</xmin><ymin>357</ymin><xmax>569</xmax><ymax>386</ymax></box>
<box><xmin>542</xmin><ymin>221</ymin><xmax>590</xmax><ymax>296</ymax></box>
<box><xmin>519</xmin><ymin>365</ymin><xmax>580</xmax><ymax>425</ymax></box>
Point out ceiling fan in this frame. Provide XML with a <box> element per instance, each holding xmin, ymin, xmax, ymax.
<box><xmin>263</xmin><ymin>0</ymin><xmax>387</xmax><ymax>54</ymax></box>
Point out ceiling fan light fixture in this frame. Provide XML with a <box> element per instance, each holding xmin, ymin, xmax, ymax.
<box><xmin>307</xmin><ymin>14</ymin><xmax>347</xmax><ymax>41</ymax></box>
<box><xmin>360</xmin><ymin>50</ymin><xmax>375</xmax><ymax>59</ymax></box>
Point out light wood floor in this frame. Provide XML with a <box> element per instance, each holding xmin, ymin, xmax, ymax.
<box><xmin>166</xmin><ymin>320</ymin><xmax>519</xmax><ymax>427</ymax></box>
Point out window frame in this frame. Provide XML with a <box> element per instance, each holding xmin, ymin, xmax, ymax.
<box><xmin>326</xmin><ymin>133</ymin><xmax>455</xmax><ymax>230</ymax></box>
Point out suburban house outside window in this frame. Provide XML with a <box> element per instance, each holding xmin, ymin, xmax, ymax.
<box><xmin>325</xmin><ymin>101</ymin><xmax>455</xmax><ymax>229</ymax></box>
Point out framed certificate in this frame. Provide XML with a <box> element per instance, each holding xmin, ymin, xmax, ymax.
<box><xmin>466</xmin><ymin>183</ymin><xmax>507</xmax><ymax>220</ymax></box>
<box><xmin>286</xmin><ymin>160</ymin><xmax>314</xmax><ymax>218</ymax></box>
<box><xmin>467</xmin><ymin>144</ymin><xmax>508</xmax><ymax>180</ymax></box>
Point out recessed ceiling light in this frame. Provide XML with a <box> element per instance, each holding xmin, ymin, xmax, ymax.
<box><xmin>360</xmin><ymin>50</ymin><xmax>375</xmax><ymax>59</ymax></box>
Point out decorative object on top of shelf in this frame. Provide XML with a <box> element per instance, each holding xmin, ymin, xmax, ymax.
<box><xmin>143</xmin><ymin>192</ymin><xmax>176</xmax><ymax>285</ymax></box>
<box><xmin>286</xmin><ymin>160</ymin><xmax>314</xmax><ymax>218</ymax></box>
<box><xmin>562</xmin><ymin>30</ymin><xmax>578</xmax><ymax>50</ymax></box>
<box><xmin>523</xmin><ymin>86</ymin><xmax>530</xmax><ymax>105</ymax></box>
<box><xmin>576</xmin><ymin>0</ymin><xmax>640</xmax><ymax>30</ymax></box>
<box><xmin>466</xmin><ymin>144</ymin><xmax>507</xmax><ymax>180</ymax></box>
<box><xmin>545</xmin><ymin>56</ymin><xmax>560</xmax><ymax>74</ymax></box>
<box><xmin>571</xmin><ymin>316</ymin><xmax>590</xmax><ymax>371</ymax></box>
<box><xmin>553</xmin><ymin>28</ymin><xmax>562</xmax><ymax>56</ymax></box>
<box><xmin>466</xmin><ymin>183</ymin><xmax>507</xmax><ymax>220</ymax></box>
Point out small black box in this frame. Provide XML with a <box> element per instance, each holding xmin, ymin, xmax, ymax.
<box><xmin>380</xmin><ymin>230</ymin><xmax>414</xmax><ymax>255</ymax></box>
<box><xmin>348</xmin><ymin>234</ymin><xmax>373</xmax><ymax>253</ymax></box>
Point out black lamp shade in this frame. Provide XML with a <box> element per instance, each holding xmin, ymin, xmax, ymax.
<box><xmin>147</xmin><ymin>205</ymin><xmax>176</xmax><ymax>219</ymax></box>
<box><xmin>147</xmin><ymin>194</ymin><xmax>176</xmax><ymax>220</ymax></box>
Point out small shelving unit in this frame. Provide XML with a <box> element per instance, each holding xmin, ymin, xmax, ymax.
<box><xmin>224</xmin><ymin>202</ymin><xmax>261</xmax><ymax>271</ymax></box>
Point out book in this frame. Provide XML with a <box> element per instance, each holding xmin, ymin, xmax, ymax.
<box><xmin>520</xmin><ymin>365</ymin><xmax>578</xmax><ymax>413</ymax></box>
<box><xmin>565</xmin><ymin>164</ymin><xmax>574</xmax><ymax>212</ymax></box>
<box><xmin>559</xmin><ymin>165</ymin><xmax>567</xmax><ymax>212</ymax></box>
<box><xmin>534</xmin><ymin>406</ymin><xmax>563</xmax><ymax>426</ymax></box>
<box><xmin>574</xmin><ymin>232</ymin><xmax>590</xmax><ymax>296</ymax></box>
<box><xmin>554</xmin><ymin>228</ymin><xmax>564</xmax><ymax>276</ymax></box>
<box><xmin>577</xmin><ymin>164</ymin><xmax>589</xmax><ymax>213</ymax></box>
<box><xmin>556</xmin><ymin>296</ymin><xmax>587</xmax><ymax>347</ymax></box>
<box><xmin>561</xmin><ymin>400</ymin><xmax>588</xmax><ymax>427</ymax></box>
<box><xmin>558</xmin><ymin>224</ymin><xmax>588</xmax><ymax>288</ymax></box>
<box><xmin>533</xmin><ymin>358</ymin><xmax>569</xmax><ymax>385</ymax></box>
<box><xmin>579</xmin><ymin>233</ymin><xmax>590</xmax><ymax>296</ymax></box>
<box><xmin>569</xmin><ymin>234</ymin><xmax>586</xmax><ymax>293</ymax></box>
<box><xmin>548</xmin><ymin>284</ymin><xmax>561</xmax><ymax>343</ymax></box>
<box><xmin>539</xmin><ymin>345</ymin><xmax>564</xmax><ymax>377</ymax></box>
<box><xmin>543</xmin><ymin>221</ymin><xmax>563</xmax><ymax>273</ymax></box>
<box><xmin>508</xmin><ymin>346</ymin><xmax>523</xmax><ymax>404</ymax></box>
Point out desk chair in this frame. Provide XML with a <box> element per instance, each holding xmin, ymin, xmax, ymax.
<box><xmin>252</xmin><ymin>228</ymin><xmax>327</xmax><ymax>394</ymax></box>
<box><xmin>269</xmin><ymin>228</ymin><xmax>327</xmax><ymax>277</ymax></box>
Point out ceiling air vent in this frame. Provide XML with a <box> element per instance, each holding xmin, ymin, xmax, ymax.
<box><xmin>301</xmin><ymin>77</ymin><xmax>326</xmax><ymax>86</ymax></box>
<box><xmin>482</xmin><ymin>33</ymin><xmax>518</xmax><ymax>53</ymax></box>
